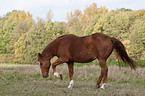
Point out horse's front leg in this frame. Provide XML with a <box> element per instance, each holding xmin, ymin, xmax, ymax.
<box><xmin>52</xmin><ymin>58</ymin><xmax>67</xmax><ymax>80</ymax></box>
<box><xmin>67</xmin><ymin>62</ymin><xmax>74</xmax><ymax>88</ymax></box>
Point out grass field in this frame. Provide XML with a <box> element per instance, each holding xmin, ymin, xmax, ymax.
<box><xmin>0</xmin><ymin>64</ymin><xmax>145</xmax><ymax>96</ymax></box>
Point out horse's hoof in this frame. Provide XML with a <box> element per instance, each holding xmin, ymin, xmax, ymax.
<box><xmin>100</xmin><ymin>83</ymin><xmax>107</xmax><ymax>90</ymax></box>
<box><xmin>68</xmin><ymin>84</ymin><xmax>74</xmax><ymax>88</ymax></box>
<box><xmin>96</xmin><ymin>85</ymin><xmax>100</xmax><ymax>88</ymax></box>
<box><xmin>100</xmin><ymin>87</ymin><xmax>105</xmax><ymax>90</ymax></box>
<box><xmin>59</xmin><ymin>74</ymin><xmax>63</xmax><ymax>80</ymax></box>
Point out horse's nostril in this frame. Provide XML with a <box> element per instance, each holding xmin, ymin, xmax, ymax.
<box><xmin>43</xmin><ymin>73</ymin><xmax>48</xmax><ymax>78</ymax></box>
<box><xmin>43</xmin><ymin>76</ymin><xmax>47</xmax><ymax>78</ymax></box>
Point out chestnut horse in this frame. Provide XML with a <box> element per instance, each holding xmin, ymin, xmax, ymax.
<box><xmin>38</xmin><ymin>33</ymin><xmax>136</xmax><ymax>89</ymax></box>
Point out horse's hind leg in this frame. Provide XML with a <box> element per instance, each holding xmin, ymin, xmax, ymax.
<box><xmin>67</xmin><ymin>62</ymin><xmax>74</xmax><ymax>88</ymax></box>
<box><xmin>96</xmin><ymin>59</ymin><xmax>108</xmax><ymax>89</ymax></box>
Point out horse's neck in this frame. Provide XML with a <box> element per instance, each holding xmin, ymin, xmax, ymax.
<box><xmin>42</xmin><ymin>43</ymin><xmax>56</xmax><ymax>59</ymax></box>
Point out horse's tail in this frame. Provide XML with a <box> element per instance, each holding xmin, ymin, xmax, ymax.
<box><xmin>111</xmin><ymin>38</ymin><xmax>136</xmax><ymax>69</ymax></box>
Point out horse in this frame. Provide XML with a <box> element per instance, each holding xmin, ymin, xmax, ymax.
<box><xmin>37</xmin><ymin>33</ymin><xmax>136</xmax><ymax>89</ymax></box>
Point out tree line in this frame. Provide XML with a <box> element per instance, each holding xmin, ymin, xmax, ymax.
<box><xmin>0</xmin><ymin>3</ymin><xmax>145</xmax><ymax>64</ymax></box>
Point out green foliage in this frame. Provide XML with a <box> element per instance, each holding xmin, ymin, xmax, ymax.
<box><xmin>1</xmin><ymin>10</ymin><xmax>33</xmax><ymax>54</ymax></box>
<box><xmin>66</xmin><ymin>3</ymin><xmax>108</xmax><ymax>36</ymax></box>
<box><xmin>14</xmin><ymin>33</ymin><xmax>27</xmax><ymax>63</ymax></box>
<box><xmin>0</xmin><ymin>3</ymin><xmax>145</xmax><ymax>64</ymax></box>
<box><xmin>93</xmin><ymin>11</ymin><xmax>132</xmax><ymax>38</ymax></box>
<box><xmin>129</xmin><ymin>18</ymin><xmax>145</xmax><ymax>59</ymax></box>
<box><xmin>0</xmin><ymin>54</ymin><xmax>14</xmax><ymax>63</ymax></box>
<box><xmin>24</xmin><ymin>19</ymin><xmax>46</xmax><ymax>64</ymax></box>
<box><xmin>116</xmin><ymin>8</ymin><xmax>132</xmax><ymax>12</ymax></box>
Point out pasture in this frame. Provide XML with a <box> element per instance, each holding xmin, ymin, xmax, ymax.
<box><xmin>0</xmin><ymin>64</ymin><xmax>145</xmax><ymax>96</ymax></box>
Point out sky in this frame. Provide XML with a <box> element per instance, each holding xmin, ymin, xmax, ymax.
<box><xmin>0</xmin><ymin>0</ymin><xmax>145</xmax><ymax>22</ymax></box>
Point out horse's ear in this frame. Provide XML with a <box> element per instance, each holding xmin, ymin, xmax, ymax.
<box><xmin>38</xmin><ymin>53</ymin><xmax>42</xmax><ymax>58</ymax></box>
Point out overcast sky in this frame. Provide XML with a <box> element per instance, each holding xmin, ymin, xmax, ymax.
<box><xmin>0</xmin><ymin>0</ymin><xmax>145</xmax><ymax>22</ymax></box>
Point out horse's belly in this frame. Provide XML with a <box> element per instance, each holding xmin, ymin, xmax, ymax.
<box><xmin>72</xmin><ymin>52</ymin><xmax>96</xmax><ymax>63</ymax></box>
<box><xmin>75</xmin><ymin>58</ymin><xmax>96</xmax><ymax>63</ymax></box>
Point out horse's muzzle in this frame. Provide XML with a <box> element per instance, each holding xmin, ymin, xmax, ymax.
<box><xmin>43</xmin><ymin>73</ymin><xmax>48</xmax><ymax>78</ymax></box>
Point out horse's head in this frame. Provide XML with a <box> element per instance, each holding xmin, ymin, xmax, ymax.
<box><xmin>37</xmin><ymin>53</ymin><xmax>51</xmax><ymax>78</ymax></box>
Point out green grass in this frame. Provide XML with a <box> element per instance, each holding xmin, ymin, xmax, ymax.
<box><xmin>75</xmin><ymin>60</ymin><xmax>145</xmax><ymax>67</ymax></box>
<box><xmin>1</xmin><ymin>60</ymin><xmax>145</xmax><ymax>67</ymax></box>
<box><xmin>0</xmin><ymin>64</ymin><xmax>145</xmax><ymax>96</ymax></box>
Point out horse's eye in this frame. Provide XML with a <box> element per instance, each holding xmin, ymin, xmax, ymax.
<box><xmin>39</xmin><ymin>62</ymin><xmax>43</xmax><ymax>66</ymax></box>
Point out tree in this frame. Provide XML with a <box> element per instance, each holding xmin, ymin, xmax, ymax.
<box><xmin>24</xmin><ymin>18</ymin><xmax>54</xmax><ymax>64</ymax></box>
<box><xmin>1</xmin><ymin>4</ymin><xmax>145</xmax><ymax>64</ymax></box>
<box><xmin>116</xmin><ymin>8</ymin><xmax>132</xmax><ymax>12</ymax></box>
<box><xmin>2</xmin><ymin>10</ymin><xmax>33</xmax><ymax>54</ymax></box>
<box><xmin>51</xmin><ymin>22</ymin><xmax>66</xmax><ymax>35</ymax></box>
<box><xmin>129</xmin><ymin>18</ymin><xmax>145</xmax><ymax>59</ymax></box>
<box><xmin>66</xmin><ymin>9</ymin><xmax>82</xmax><ymax>35</ymax></box>
<box><xmin>14</xmin><ymin>33</ymin><xmax>27</xmax><ymax>63</ymax></box>
<box><xmin>66</xmin><ymin>3</ymin><xmax>108</xmax><ymax>36</ymax></box>
<box><xmin>44</xmin><ymin>19</ymin><xmax>54</xmax><ymax>32</ymax></box>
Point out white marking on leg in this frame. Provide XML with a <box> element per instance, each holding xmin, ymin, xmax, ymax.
<box><xmin>54</xmin><ymin>72</ymin><xmax>59</xmax><ymax>78</ymax></box>
<box><xmin>38</xmin><ymin>62</ymin><xmax>41</xmax><ymax>65</ymax></box>
<box><xmin>68</xmin><ymin>80</ymin><xmax>74</xmax><ymax>88</ymax></box>
<box><xmin>40</xmin><ymin>69</ymin><xmax>42</xmax><ymax>75</ymax></box>
<box><xmin>100</xmin><ymin>83</ymin><xmax>107</xmax><ymax>89</ymax></box>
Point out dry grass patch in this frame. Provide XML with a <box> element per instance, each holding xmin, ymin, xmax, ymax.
<box><xmin>0</xmin><ymin>64</ymin><xmax>145</xmax><ymax>96</ymax></box>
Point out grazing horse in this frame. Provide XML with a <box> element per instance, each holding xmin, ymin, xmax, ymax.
<box><xmin>38</xmin><ymin>33</ymin><xmax>136</xmax><ymax>89</ymax></box>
